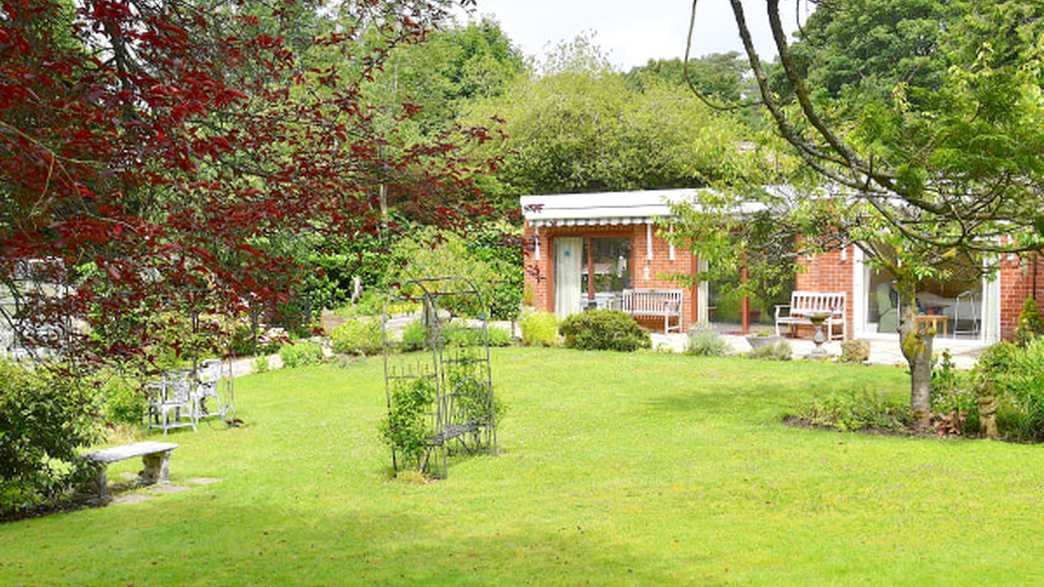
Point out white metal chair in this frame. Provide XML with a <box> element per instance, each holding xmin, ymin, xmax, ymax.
<box><xmin>193</xmin><ymin>359</ymin><xmax>226</xmax><ymax>420</ymax></box>
<box><xmin>954</xmin><ymin>290</ymin><xmax>981</xmax><ymax>338</ymax></box>
<box><xmin>146</xmin><ymin>371</ymin><xmax>197</xmax><ymax>435</ymax></box>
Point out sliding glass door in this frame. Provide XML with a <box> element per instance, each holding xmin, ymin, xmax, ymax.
<box><xmin>555</xmin><ymin>235</ymin><xmax>634</xmax><ymax>317</ymax></box>
<box><xmin>862</xmin><ymin>259</ymin><xmax>993</xmax><ymax>341</ymax></box>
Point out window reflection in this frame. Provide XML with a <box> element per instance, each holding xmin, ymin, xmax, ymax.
<box><xmin>580</xmin><ymin>237</ymin><xmax>631</xmax><ymax>294</ymax></box>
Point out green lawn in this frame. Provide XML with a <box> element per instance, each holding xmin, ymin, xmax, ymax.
<box><xmin>2</xmin><ymin>348</ymin><xmax>1043</xmax><ymax>585</ymax></box>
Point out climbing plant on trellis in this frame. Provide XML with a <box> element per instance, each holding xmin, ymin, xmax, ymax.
<box><xmin>380</xmin><ymin>277</ymin><xmax>498</xmax><ymax>479</ymax></box>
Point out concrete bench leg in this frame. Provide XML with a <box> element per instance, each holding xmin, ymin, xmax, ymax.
<box><xmin>140</xmin><ymin>450</ymin><xmax>172</xmax><ymax>485</ymax></box>
<box><xmin>95</xmin><ymin>467</ymin><xmax>110</xmax><ymax>502</ymax></box>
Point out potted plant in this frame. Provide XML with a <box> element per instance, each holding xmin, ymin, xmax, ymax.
<box><xmin>746</xmin><ymin>330</ymin><xmax>781</xmax><ymax>349</ymax></box>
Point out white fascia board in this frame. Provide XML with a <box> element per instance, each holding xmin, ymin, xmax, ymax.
<box><xmin>520</xmin><ymin>188</ymin><xmax>773</xmax><ymax>223</ymax></box>
<box><xmin>521</xmin><ymin>189</ymin><xmax>706</xmax><ymax>221</ymax></box>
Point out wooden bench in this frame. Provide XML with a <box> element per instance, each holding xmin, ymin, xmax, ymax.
<box><xmin>775</xmin><ymin>291</ymin><xmax>847</xmax><ymax>340</ymax></box>
<box><xmin>84</xmin><ymin>441</ymin><xmax>178</xmax><ymax>501</ymax></box>
<box><xmin>615</xmin><ymin>288</ymin><xmax>684</xmax><ymax>334</ymax></box>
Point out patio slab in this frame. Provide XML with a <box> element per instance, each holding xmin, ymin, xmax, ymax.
<box><xmin>651</xmin><ymin>332</ymin><xmax>983</xmax><ymax>369</ymax></box>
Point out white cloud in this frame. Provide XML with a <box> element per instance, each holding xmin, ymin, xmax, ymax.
<box><xmin>455</xmin><ymin>0</ymin><xmax>806</xmax><ymax>70</ymax></box>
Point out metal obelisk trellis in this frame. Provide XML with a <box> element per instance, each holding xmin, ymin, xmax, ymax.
<box><xmin>382</xmin><ymin>277</ymin><xmax>497</xmax><ymax>479</ymax></box>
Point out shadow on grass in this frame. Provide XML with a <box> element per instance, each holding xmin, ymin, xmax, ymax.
<box><xmin>1</xmin><ymin>497</ymin><xmax>695</xmax><ymax>586</ymax></box>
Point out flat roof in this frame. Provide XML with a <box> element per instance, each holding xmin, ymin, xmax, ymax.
<box><xmin>520</xmin><ymin>188</ymin><xmax>766</xmax><ymax>227</ymax></box>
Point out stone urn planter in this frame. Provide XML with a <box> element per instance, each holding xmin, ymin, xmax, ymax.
<box><xmin>746</xmin><ymin>334</ymin><xmax>782</xmax><ymax>349</ymax></box>
<box><xmin>806</xmin><ymin>311</ymin><xmax>832</xmax><ymax>359</ymax></box>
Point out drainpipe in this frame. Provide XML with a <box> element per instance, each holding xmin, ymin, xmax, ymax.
<box><xmin>741</xmin><ymin>263</ymin><xmax>750</xmax><ymax>335</ymax></box>
<box><xmin>1033</xmin><ymin>252</ymin><xmax>1039</xmax><ymax>301</ymax></box>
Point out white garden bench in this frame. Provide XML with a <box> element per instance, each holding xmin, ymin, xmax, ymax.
<box><xmin>615</xmin><ymin>288</ymin><xmax>684</xmax><ymax>334</ymax></box>
<box><xmin>84</xmin><ymin>441</ymin><xmax>178</xmax><ymax>501</ymax></box>
<box><xmin>775</xmin><ymin>291</ymin><xmax>847</xmax><ymax>340</ymax></box>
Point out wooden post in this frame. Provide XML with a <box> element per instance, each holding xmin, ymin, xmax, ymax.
<box><xmin>741</xmin><ymin>263</ymin><xmax>750</xmax><ymax>335</ymax></box>
<box><xmin>586</xmin><ymin>236</ymin><xmax>595</xmax><ymax>301</ymax></box>
<box><xmin>690</xmin><ymin>254</ymin><xmax>700</xmax><ymax>325</ymax></box>
<box><xmin>546</xmin><ymin>237</ymin><xmax>555</xmax><ymax>314</ymax></box>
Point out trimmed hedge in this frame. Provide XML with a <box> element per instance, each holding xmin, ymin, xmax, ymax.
<box><xmin>559</xmin><ymin>310</ymin><xmax>650</xmax><ymax>352</ymax></box>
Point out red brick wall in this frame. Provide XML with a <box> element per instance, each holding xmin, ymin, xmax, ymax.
<box><xmin>1000</xmin><ymin>253</ymin><xmax>1044</xmax><ymax>340</ymax></box>
<box><xmin>792</xmin><ymin>248</ymin><xmax>1044</xmax><ymax>343</ymax></box>
<box><xmin>794</xmin><ymin>246</ymin><xmax>855</xmax><ymax>339</ymax></box>
<box><xmin>521</xmin><ymin>221</ymin><xmax>697</xmax><ymax>331</ymax></box>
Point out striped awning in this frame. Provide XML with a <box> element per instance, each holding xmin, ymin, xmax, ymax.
<box><xmin>528</xmin><ymin>217</ymin><xmax>654</xmax><ymax>228</ymax></box>
<box><xmin>520</xmin><ymin>188</ymin><xmax>771</xmax><ymax>228</ymax></box>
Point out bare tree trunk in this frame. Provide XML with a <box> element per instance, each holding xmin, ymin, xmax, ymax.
<box><xmin>896</xmin><ymin>279</ymin><xmax>934</xmax><ymax>430</ymax></box>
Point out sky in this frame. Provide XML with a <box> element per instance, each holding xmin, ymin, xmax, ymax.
<box><xmin>455</xmin><ymin>0</ymin><xmax>806</xmax><ymax>70</ymax></box>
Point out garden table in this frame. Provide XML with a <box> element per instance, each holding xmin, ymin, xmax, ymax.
<box><xmin>914</xmin><ymin>314</ymin><xmax>949</xmax><ymax>337</ymax></box>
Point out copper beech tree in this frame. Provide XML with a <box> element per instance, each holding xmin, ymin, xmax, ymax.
<box><xmin>0</xmin><ymin>0</ymin><xmax>497</xmax><ymax>372</ymax></box>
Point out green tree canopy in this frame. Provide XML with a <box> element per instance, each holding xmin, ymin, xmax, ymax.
<box><xmin>779</xmin><ymin>0</ymin><xmax>954</xmax><ymax>109</ymax></box>
<box><xmin>676</xmin><ymin>0</ymin><xmax>1043</xmax><ymax>428</ymax></box>
<box><xmin>462</xmin><ymin>39</ymin><xmax>758</xmax><ymax>201</ymax></box>
<box><xmin>627</xmin><ymin>52</ymin><xmax>755</xmax><ymax>103</ymax></box>
<box><xmin>367</xmin><ymin>17</ymin><xmax>526</xmax><ymax>140</ymax></box>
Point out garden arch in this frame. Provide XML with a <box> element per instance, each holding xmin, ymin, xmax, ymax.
<box><xmin>381</xmin><ymin>276</ymin><xmax>498</xmax><ymax>478</ymax></box>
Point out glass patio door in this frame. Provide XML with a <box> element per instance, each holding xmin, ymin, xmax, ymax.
<box><xmin>862</xmin><ymin>260</ymin><xmax>996</xmax><ymax>341</ymax></box>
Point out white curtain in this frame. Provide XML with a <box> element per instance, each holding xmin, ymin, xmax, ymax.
<box><xmin>554</xmin><ymin>237</ymin><xmax>583</xmax><ymax>319</ymax></box>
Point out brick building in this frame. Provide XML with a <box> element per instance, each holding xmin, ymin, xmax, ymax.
<box><xmin>521</xmin><ymin>189</ymin><xmax>1044</xmax><ymax>343</ymax></box>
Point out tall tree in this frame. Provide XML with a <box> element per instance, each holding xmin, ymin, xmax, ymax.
<box><xmin>0</xmin><ymin>0</ymin><xmax>491</xmax><ymax>372</ymax></box>
<box><xmin>627</xmin><ymin>52</ymin><xmax>755</xmax><ymax>104</ymax></box>
<box><xmin>678</xmin><ymin>0</ymin><xmax>1044</xmax><ymax>428</ymax></box>
<box><xmin>462</xmin><ymin>37</ymin><xmax>755</xmax><ymax>204</ymax></box>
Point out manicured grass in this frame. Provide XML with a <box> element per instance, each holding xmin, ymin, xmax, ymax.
<box><xmin>2</xmin><ymin>348</ymin><xmax>1043</xmax><ymax>585</ymax></box>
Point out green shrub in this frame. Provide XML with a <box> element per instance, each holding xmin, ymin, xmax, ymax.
<box><xmin>930</xmin><ymin>350</ymin><xmax>978</xmax><ymax>435</ymax></box>
<box><xmin>253</xmin><ymin>355</ymin><xmax>270</xmax><ymax>374</ymax></box>
<box><xmin>401</xmin><ymin>320</ymin><xmax>429</xmax><ymax>352</ymax></box>
<box><xmin>467</xmin><ymin>222</ymin><xmax>525</xmax><ymax>321</ymax></box>
<box><xmin>992</xmin><ymin>338</ymin><xmax>1044</xmax><ymax>442</ymax></box>
<box><xmin>404</xmin><ymin>321</ymin><xmax>513</xmax><ymax>351</ymax></box>
<box><xmin>443</xmin><ymin>324</ymin><xmax>512</xmax><ymax>348</ymax></box>
<box><xmin>229</xmin><ymin>323</ymin><xmax>285</xmax><ymax>357</ymax></box>
<box><xmin>330</xmin><ymin>319</ymin><xmax>382</xmax><ymax>356</ymax></box>
<box><xmin>1014</xmin><ymin>297</ymin><xmax>1044</xmax><ymax>347</ymax></box>
<box><xmin>278</xmin><ymin>341</ymin><xmax>324</xmax><ymax>368</ymax></box>
<box><xmin>333</xmin><ymin>291</ymin><xmax>420</xmax><ymax>319</ymax></box>
<box><xmin>559</xmin><ymin>310</ymin><xmax>651</xmax><ymax>352</ymax></box>
<box><xmin>448</xmin><ymin>354</ymin><xmax>506</xmax><ymax>425</ymax></box>
<box><xmin>748</xmin><ymin>340</ymin><xmax>792</xmax><ymax>361</ymax></box>
<box><xmin>686</xmin><ymin>325</ymin><xmax>729</xmax><ymax>356</ymax></box>
<box><xmin>839</xmin><ymin>339</ymin><xmax>870</xmax><ymax>363</ymax></box>
<box><xmin>975</xmin><ymin>341</ymin><xmax>1020</xmax><ymax>379</ymax></box>
<box><xmin>1</xmin><ymin>362</ymin><xmax>100</xmax><ymax>516</ymax></box>
<box><xmin>796</xmin><ymin>387</ymin><xmax>913</xmax><ymax>432</ymax></box>
<box><xmin>383</xmin><ymin>227</ymin><xmax>503</xmax><ymax>319</ymax></box>
<box><xmin>520</xmin><ymin>311</ymin><xmax>558</xmax><ymax>347</ymax></box>
<box><xmin>487</xmin><ymin>327</ymin><xmax>513</xmax><ymax>347</ymax></box>
<box><xmin>98</xmin><ymin>371</ymin><xmax>146</xmax><ymax>426</ymax></box>
<box><xmin>379</xmin><ymin>377</ymin><xmax>436</xmax><ymax>468</ymax></box>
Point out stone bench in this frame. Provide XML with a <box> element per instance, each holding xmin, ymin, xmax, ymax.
<box><xmin>84</xmin><ymin>441</ymin><xmax>178</xmax><ymax>501</ymax></box>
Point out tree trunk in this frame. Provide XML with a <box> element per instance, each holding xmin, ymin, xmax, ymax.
<box><xmin>896</xmin><ymin>279</ymin><xmax>934</xmax><ymax>431</ymax></box>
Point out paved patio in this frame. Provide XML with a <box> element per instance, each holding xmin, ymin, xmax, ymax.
<box><xmin>651</xmin><ymin>332</ymin><xmax>985</xmax><ymax>369</ymax></box>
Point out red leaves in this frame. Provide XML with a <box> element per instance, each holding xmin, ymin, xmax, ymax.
<box><xmin>1</xmin><ymin>0</ymin><xmax>496</xmax><ymax>369</ymax></box>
